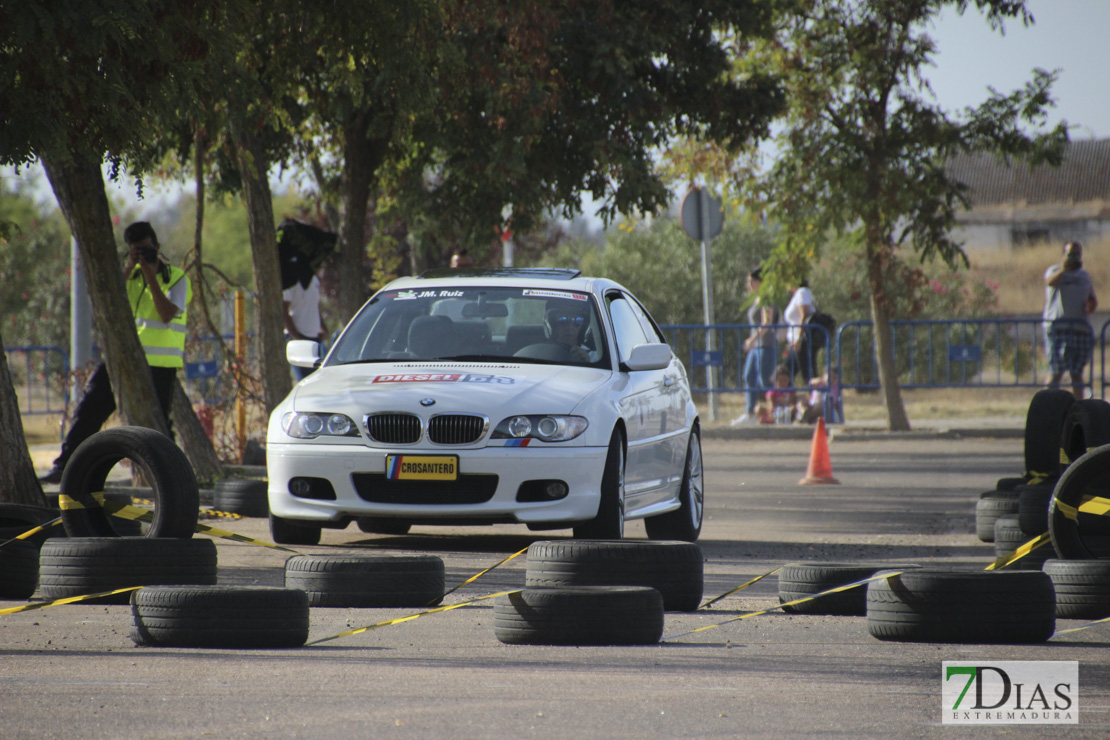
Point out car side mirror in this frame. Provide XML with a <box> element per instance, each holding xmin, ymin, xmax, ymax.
<box><xmin>622</xmin><ymin>343</ymin><xmax>672</xmax><ymax>372</ymax></box>
<box><xmin>286</xmin><ymin>339</ymin><xmax>321</xmax><ymax>369</ymax></box>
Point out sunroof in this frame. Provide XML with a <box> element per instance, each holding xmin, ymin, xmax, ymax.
<box><xmin>419</xmin><ymin>267</ymin><xmax>582</xmax><ymax>280</ymax></box>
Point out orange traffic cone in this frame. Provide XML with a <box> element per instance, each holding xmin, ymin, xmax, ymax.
<box><xmin>800</xmin><ymin>417</ymin><xmax>839</xmax><ymax>485</ymax></box>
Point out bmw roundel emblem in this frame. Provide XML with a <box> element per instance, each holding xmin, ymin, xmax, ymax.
<box><xmin>420</xmin><ymin>398</ymin><xmax>436</xmax><ymax>407</ymax></box>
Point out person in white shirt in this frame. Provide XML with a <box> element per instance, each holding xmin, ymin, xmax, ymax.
<box><xmin>784</xmin><ymin>280</ymin><xmax>816</xmax><ymax>384</ymax></box>
<box><xmin>283</xmin><ymin>270</ymin><xmax>327</xmax><ymax>381</ymax></box>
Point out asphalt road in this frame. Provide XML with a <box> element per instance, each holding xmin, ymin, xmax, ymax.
<box><xmin>2</xmin><ymin>434</ymin><xmax>1109</xmax><ymax>739</ymax></box>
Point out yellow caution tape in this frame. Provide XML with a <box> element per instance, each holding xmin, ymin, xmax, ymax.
<box><xmin>1053</xmin><ymin>495</ymin><xmax>1110</xmax><ymax>523</ymax></box>
<box><xmin>0</xmin><ymin>586</ymin><xmax>142</xmax><ymax>616</ymax></box>
<box><xmin>0</xmin><ymin>518</ymin><xmax>63</xmax><ymax>549</ymax></box>
<box><xmin>439</xmin><ymin>547</ymin><xmax>528</xmax><ymax>602</ymax></box>
<box><xmin>699</xmin><ymin>566</ymin><xmax>783</xmax><ymax>609</ymax></box>
<box><xmin>307</xmin><ymin>589</ymin><xmax>521</xmax><ymax>645</ymax></box>
<box><xmin>662</xmin><ymin>571</ymin><xmax>906</xmax><ymax>642</ymax></box>
<box><xmin>985</xmin><ymin>532</ymin><xmax>1052</xmax><ymax>571</ymax></box>
<box><xmin>1053</xmin><ymin>614</ymin><xmax>1110</xmax><ymax>636</ymax></box>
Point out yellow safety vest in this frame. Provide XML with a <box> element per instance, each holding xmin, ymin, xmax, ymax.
<box><xmin>127</xmin><ymin>264</ymin><xmax>191</xmax><ymax>368</ymax></box>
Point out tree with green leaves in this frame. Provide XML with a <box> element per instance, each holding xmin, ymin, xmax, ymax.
<box><xmin>0</xmin><ymin>0</ymin><xmax>239</xmax><ymax>501</ymax></box>
<box><xmin>715</xmin><ymin>0</ymin><xmax>1067</xmax><ymax>430</ymax></box>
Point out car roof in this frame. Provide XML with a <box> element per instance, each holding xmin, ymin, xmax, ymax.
<box><xmin>381</xmin><ymin>267</ymin><xmax>625</xmax><ymax>297</ymax></box>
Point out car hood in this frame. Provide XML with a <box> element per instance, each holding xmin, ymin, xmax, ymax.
<box><xmin>289</xmin><ymin>362</ymin><xmax>611</xmax><ymax>415</ymax></box>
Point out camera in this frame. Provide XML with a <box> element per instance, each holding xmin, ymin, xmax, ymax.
<box><xmin>139</xmin><ymin>246</ymin><xmax>159</xmax><ymax>264</ymax></box>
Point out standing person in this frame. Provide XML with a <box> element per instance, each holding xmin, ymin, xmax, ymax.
<box><xmin>282</xmin><ymin>264</ymin><xmax>327</xmax><ymax>382</ymax></box>
<box><xmin>39</xmin><ymin>222</ymin><xmax>191</xmax><ymax>484</ymax></box>
<box><xmin>784</xmin><ymin>279</ymin><xmax>816</xmax><ymax>384</ymax></box>
<box><xmin>1044</xmin><ymin>241</ymin><xmax>1098</xmax><ymax>398</ymax></box>
<box><xmin>732</xmin><ymin>267</ymin><xmax>778</xmax><ymax>426</ymax></box>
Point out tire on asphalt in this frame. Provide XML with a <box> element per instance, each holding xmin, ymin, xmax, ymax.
<box><xmin>975</xmin><ymin>491</ymin><xmax>1021</xmax><ymax>542</ymax></box>
<box><xmin>214</xmin><ymin>478</ymin><xmax>269</xmax><ymax>518</ymax></box>
<box><xmin>1016</xmin><ymin>482</ymin><xmax>1055</xmax><ymax>536</ymax></box>
<box><xmin>644</xmin><ymin>426</ymin><xmax>704</xmax><ymax>543</ymax></box>
<box><xmin>493</xmin><ymin>586</ymin><xmax>664</xmax><ymax>645</ymax></box>
<box><xmin>1043</xmin><ymin>559</ymin><xmax>1110</xmax><ymax>620</ymax></box>
<box><xmin>994</xmin><ymin>516</ymin><xmax>1053</xmax><ymax>570</ymax></box>
<box><xmin>284</xmin><ymin>553</ymin><xmax>445</xmax><ymax>607</ymax></box>
<box><xmin>38</xmin><ymin>537</ymin><xmax>218</xmax><ymax>604</ymax></box>
<box><xmin>1049</xmin><ymin>443</ymin><xmax>1110</xmax><ymax>559</ymax></box>
<box><xmin>1024</xmin><ymin>389</ymin><xmax>1075</xmax><ymax>481</ymax></box>
<box><xmin>1059</xmin><ymin>398</ymin><xmax>1110</xmax><ymax>473</ymax></box>
<box><xmin>572</xmin><ymin>429</ymin><xmax>625</xmax><ymax>540</ymax></box>
<box><xmin>58</xmin><ymin>427</ymin><xmax>199</xmax><ymax>539</ymax></box>
<box><xmin>269</xmin><ymin>512</ymin><xmax>322</xmax><ymax>546</ymax></box>
<box><xmin>778</xmin><ymin>562</ymin><xmax>920</xmax><ymax>616</ymax></box>
<box><xmin>866</xmin><ymin>569</ymin><xmax>1056</xmax><ymax>643</ymax></box>
<box><xmin>130</xmin><ymin>585</ymin><xmax>309</xmax><ymax>648</ymax></box>
<box><xmin>524</xmin><ymin>539</ymin><xmax>703</xmax><ymax>612</ymax></box>
<box><xmin>0</xmin><ymin>540</ymin><xmax>40</xmax><ymax>599</ymax></box>
<box><xmin>356</xmin><ymin>518</ymin><xmax>412</xmax><ymax>536</ymax></box>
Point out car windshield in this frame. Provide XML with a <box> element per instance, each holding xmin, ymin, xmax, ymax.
<box><xmin>327</xmin><ymin>286</ymin><xmax>610</xmax><ymax>368</ymax></box>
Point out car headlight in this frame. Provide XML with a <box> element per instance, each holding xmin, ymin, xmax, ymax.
<box><xmin>281</xmin><ymin>412</ymin><xmax>361</xmax><ymax>439</ymax></box>
<box><xmin>491</xmin><ymin>415</ymin><xmax>588</xmax><ymax>442</ymax></box>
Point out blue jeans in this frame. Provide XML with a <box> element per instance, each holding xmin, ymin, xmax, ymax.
<box><xmin>743</xmin><ymin>346</ymin><xmax>775</xmax><ymax>413</ymax></box>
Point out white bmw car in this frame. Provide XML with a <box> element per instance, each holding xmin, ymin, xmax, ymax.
<box><xmin>266</xmin><ymin>267</ymin><xmax>703</xmax><ymax>544</ymax></box>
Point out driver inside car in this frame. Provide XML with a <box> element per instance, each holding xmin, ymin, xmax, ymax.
<box><xmin>544</xmin><ymin>305</ymin><xmax>592</xmax><ymax>362</ymax></box>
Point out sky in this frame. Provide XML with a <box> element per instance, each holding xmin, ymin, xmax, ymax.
<box><xmin>8</xmin><ymin>0</ymin><xmax>1110</xmax><ymax>219</ymax></box>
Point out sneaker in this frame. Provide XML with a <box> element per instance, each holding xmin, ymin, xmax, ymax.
<box><xmin>38</xmin><ymin>466</ymin><xmax>64</xmax><ymax>485</ymax></box>
<box><xmin>729</xmin><ymin>413</ymin><xmax>753</xmax><ymax>427</ymax></box>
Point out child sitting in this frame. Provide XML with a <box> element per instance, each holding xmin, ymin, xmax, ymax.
<box><xmin>757</xmin><ymin>365</ymin><xmax>798</xmax><ymax>424</ymax></box>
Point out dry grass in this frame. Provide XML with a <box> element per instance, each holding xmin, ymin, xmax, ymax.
<box><xmin>965</xmin><ymin>237</ymin><xmax>1110</xmax><ymax>317</ymax></box>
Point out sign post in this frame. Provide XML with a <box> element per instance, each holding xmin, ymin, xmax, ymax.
<box><xmin>680</xmin><ymin>187</ymin><xmax>724</xmax><ymax>421</ymax></box>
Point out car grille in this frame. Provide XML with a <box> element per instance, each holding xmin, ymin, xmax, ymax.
<box><xmin>365</xmin><ymin>414</ymin><xmax>421</xmax><ymax>444</ymax></box>
<box><xmin>351</xmin><ymin>473</ymin><xmax>498</xmax><ymax>504</ymax></box>
<box><xmin>428</xmin><ymin>414</ymin><xmax>488</xmax><ymax>445</ymax></box>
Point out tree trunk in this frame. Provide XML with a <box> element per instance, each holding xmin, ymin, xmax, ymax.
<box><xmin>40</xmin><ymin>149</ymin><xmax>170</xmax><ymax>436</ymax></box>
<box><xmin>336</xmin><ymin>109</ymin><xmax>376</xmax><ymax>322</ymax></box>
<box><xmin>865</xmin><ymin>239</ymin><xmax>911</xmax><ymax>432</ymax></box>
<box><xmin>232</xmin><ymin>126</ymin><xmax>291</xmax><ymax>415</ymax></box>
<box><xmin>0</xmin><ymin>339</ymin><xmax>48</xmax><ymax>506</ymax></box>
<box><xmin>171</xmin><ymin>377</ymin><xmax>224</xmax><ymax>485</ymax></box>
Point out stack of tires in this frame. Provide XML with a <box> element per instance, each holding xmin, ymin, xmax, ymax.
<box><xmin>492</xmin><ymin>540</ymin><xmax>704</xmax><ymax>645</ymax></box>
<box><xmin>0</xmin><ymin>503</ymin><xmax>66</xmax><ymax>600</ymax></box>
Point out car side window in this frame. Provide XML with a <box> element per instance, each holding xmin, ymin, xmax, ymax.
<box><xmin>606</xmin><ymin>293</ymin><xmax>650</xmax><ymax>363</ymax></box>
<box><xmin>626</xmin><ymin>294</ymin><xmax>666</xmax><ymax>344</ymax></box>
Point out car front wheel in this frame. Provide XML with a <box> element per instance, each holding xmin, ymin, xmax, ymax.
<box><xmin>573</xmin><ymin>429</ymin><xmax>625</xmax><ymax>540</ymax></box>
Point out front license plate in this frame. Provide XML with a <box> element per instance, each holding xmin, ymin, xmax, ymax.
<box><xmin>386</xmin><ymin>455</ymin><xmax>459</xmax><ymax>481</ymax></box>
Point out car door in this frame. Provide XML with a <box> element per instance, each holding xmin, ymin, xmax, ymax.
<box><xmin>604</xmin><ymin>291</ymin><xmax>677</xmax><ymax>514</ymax></box>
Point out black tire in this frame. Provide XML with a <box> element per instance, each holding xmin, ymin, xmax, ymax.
<box><xmin>975</xmin><ymin>491</ymin><xmax>1021</xmax><ymax>542</ymax></box>
<box><xmin>1043</xmin><ymin>559</ymin><xmax>1110</xmax><ymax>619</ymax></box>
<box><xmin>269</xmin><ymin>512</ymin><xmax>321</xmax><ymax>546</ymax></box>
<box><xmin>573</xmin><ymin>430</ymin><xmax>625</xmax><ymax>540</ymax></box>
<box><xmin>524</xmin><ymin>539</ymin><xmax>703</xmax><ymax>612</ymax></box>
<box><xmin>1049</xmin><ymin>443</ymin><xmax>1110</xmax><ymax>559</ymax></box>
<box><xmin>44</xmin><ymin>491</ymin><xmax>142</xmax><ymax>537</ymax></box>
<box><xmin>866</xmin><ymin>569</ymin><xmax>1056</xmax><ymax>643</ymax></box>
<box><xmin>284</xmin><ymin>553</ymin><xmax>445</xmax><ymax>607</ymax></box>
<box><xmin>214</xmin><ymin>478</ymin><xmax>269</xmax><ymax>518</ymax></box>
<box><xmin>0</xmin><ymin>503</ymin><xmax>65</xmax><ymax>547</ymax></box>
<box><xmin>644</xmin><ymin>427</ymin><xmax>704</xmax><ymax>543</ymax></box>
<box><xmin>1059</xmin><ymin>398</ymin><xmax>1110</xmax><ymax>472</ymax></box>
<box><xmin>130</xmin><ymin>585</ymin><xmax>309</xmax><ymax>648</ymax></box>
<box><xmin>1024</xmin><ymin>389</ymin><xmax>1074</xmax><ymax>480</ymax></box>
<box><xmin>994</xmin><ymin>516</ymin><xmax>1053</xmax><ymax>570</ymax></box>
<box><xmin>1017</xmin><ymin>482</ymin><xmax>1055</xmax><ymax>536</ymax></box>
<box><xmin>38</xmin><ymin>537</ymin><xmax>217</xmax><ymax>604</ymax></box>
<box><xmin>58</xmin><ymin>427</ymin><xmax>199</xmax><ymax>539</ymax></box>
<box><xmin>996</xmin><ymin>476</ymin><xmax>1027</xmax><ymax>491</ymax></box>
<box><xmin>778</xmin><ymin>562</ymin><xmax>919</xmax><ymax>616</ymax></box>
<box><xmin>0</xmin><ymin>540</ymin><xmax>40</xmax><ymax>599</ymax></box>
<box><xmin>493</xmin><ymin>586</ymin><xmax>664</xmax><ymax>645</ymax></box>
<box><xmin>356</xmin><ymin>518</ymin><xmax>412</xmax><ymax>536</ymax></box>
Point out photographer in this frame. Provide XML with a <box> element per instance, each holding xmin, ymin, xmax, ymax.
<box><xmin>39</xmin><ymin>222</ymin><xmax>191</xmax><ymax>484</ymax></box>
<box><xmin>1043</xmin><ymin>240</ymin><xmax>1098</xmax><ymax>399</ymax></box>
